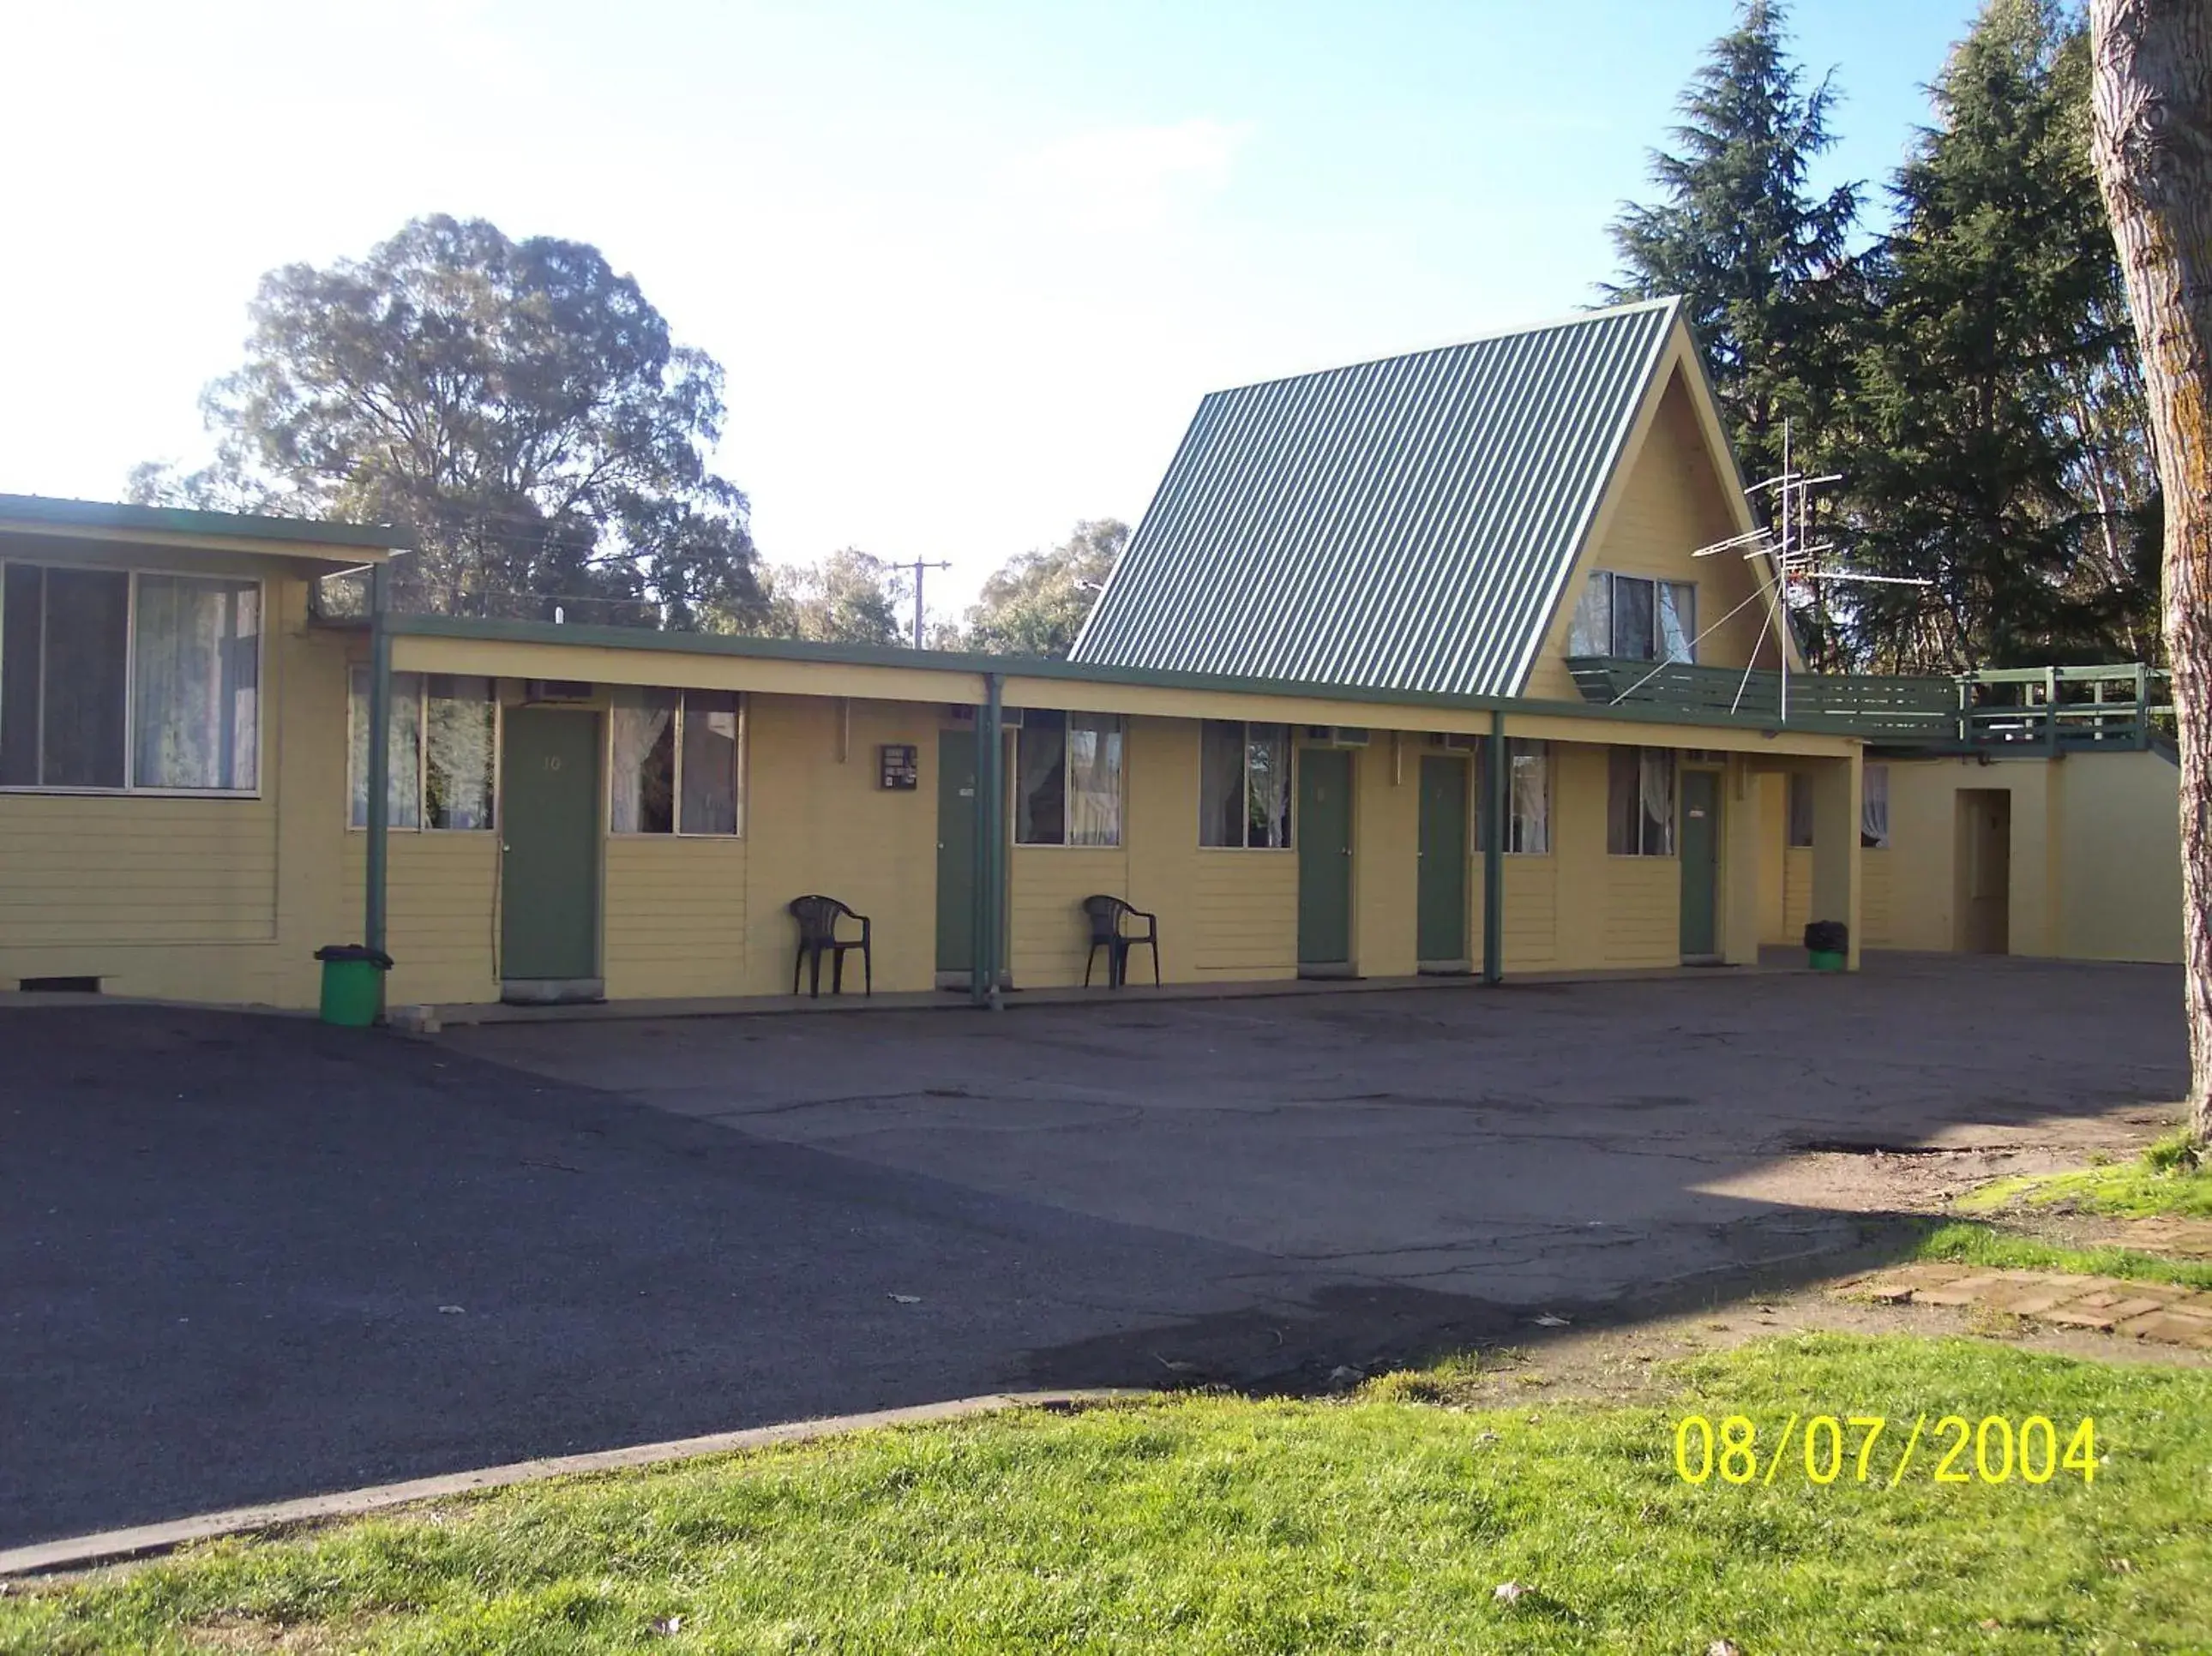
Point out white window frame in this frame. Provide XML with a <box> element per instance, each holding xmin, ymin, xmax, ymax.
<box><xmin>1199</xmin><ymin>720</ymin><xmax>1294</xmax><ymax>850</ymax></box>
<box><xmin>346</xmin><ymin>668</ymin><xmax>503</xmax><ymax>833</ymax></box>
<box><xmin>1570</xmin><ymin>570</ymin><xmax>1697</xmax><ymax>663</ymax></box>
<box><xmin>1013</xmin><ymin>709</ymin><xmax>1124</xmax><ymax>848</ymax></box>
<box><xmin>0</xmin><ymin>559</ymin><xmax>266</xmax><ymax>798</ymax></box>
<box><xmin>1473</xmin><ymin>738</ymin><xmax>1552</xmax><ymax>855</ymax></box>
<box><xmin>607</xmin><ymin>687</ymin><xmax>747</xmax><ymax>839</ymax></box>
<box><xmin>1608</xmin><ymin>745</ymin><xmax>1677</xmax><ymax>858</ymax></box>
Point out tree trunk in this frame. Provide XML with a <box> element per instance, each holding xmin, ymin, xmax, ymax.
<box><xmin>2089</xmin><ymin>0</ymin><xmax>2212</xmax><ymax>1142</ymax></box>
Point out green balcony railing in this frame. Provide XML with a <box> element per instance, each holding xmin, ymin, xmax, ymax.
<box><xmin>1566</xmin><ymin>657</ymin><xmax>2174</xmax><ymax>752</ymax></box>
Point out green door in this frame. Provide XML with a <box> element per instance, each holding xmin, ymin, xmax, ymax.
<box><xmin>1679</xmin><ymin>767</ymin><xmax>1720</xmax><ymax>959</ymax></box>
<box><xmin>1297</xmin><ymin>747</ymin><xmax>1354</xmax><ymax>969</ymax></box>
<box><xmin>936</xmin><ymin>729</ymin><xmax>975</xmax><ymax>975</ymax></box>
<box><xmin>500</xmin><ymin>707</ymin><xmax>602</xmax><ymax>993</ymax></box>
<box><xmin>1417</xmin><ymin>755</ymin><xmax>1469</xmax><ymax>967</ymax></box>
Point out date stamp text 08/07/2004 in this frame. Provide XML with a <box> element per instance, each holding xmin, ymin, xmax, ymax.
<box><xmin>1673</xmin><ymin>1414</ymin><xmax>2100</xmax><ymax>1488</ymax></box>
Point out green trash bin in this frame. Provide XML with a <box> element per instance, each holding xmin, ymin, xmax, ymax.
<box><xmin>1802</xmin><ymin>920</ymin><xmax>1848</xmax><ymax>974</ymax></box>
<box><xmin>315</xmin><ymin>945</ymin><xmax>393</xmax><ymax>1027</ymax></box>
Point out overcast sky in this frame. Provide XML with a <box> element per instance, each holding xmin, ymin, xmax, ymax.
<box><xmin>3</xmin><ymin>0</ymin><xmax>1978</xmax><ymax>616</ymax></box>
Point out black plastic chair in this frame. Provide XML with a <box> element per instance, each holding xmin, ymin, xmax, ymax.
<box><xmin>1083</xmin><ymin>895</ymin><xmax>1159</xmax><ymax>989</ymax></box>
<box><xmin>789</xmin><ymin>895</ymin><xmax>872</xmax><ymax>997</ymax></box>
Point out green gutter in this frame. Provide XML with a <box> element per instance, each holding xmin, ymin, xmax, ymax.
<box><xmin>375</xmin><ymin>614</ymin><xmax>1875</xmax><ymax>743</ymax></box>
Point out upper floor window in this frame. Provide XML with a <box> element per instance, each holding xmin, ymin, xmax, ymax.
<box><xmin>1608</xmin><ymin>746</ymin><xmax>1676</xmax><ymax>856</ymax></box>
<box><xmin>1</xmin><ymin>563</ymin><xmax>260</xmax><ymax>793</ymax></box>
<box><xmin>1569</xmin><ymin>572</ymin><xmax>1695</xmax><ymax>663</ymax></box>
<box><xmin>610</xmin><ymin>687</ymin><xmax>742</xmax><ymax>836</ymax></box>
<box><xmin>1016</xmin><ymin>710</ymin><xmax>1123</xmax><ymax>846</ymax></box>
<box><xmin>1199</xmin><ymin>720</ymin><xmax>1292</xmax><ymax>848</ymax></box>
<box><xmin>347</xmin><ymin>669</ymin><xmax>497</xmax><ymax>830</ymax></box>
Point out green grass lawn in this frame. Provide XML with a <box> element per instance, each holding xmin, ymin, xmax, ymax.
<box><xmin>1956</xmin><ymin>1133</ymin><xmax>2212</xmax><ymax>1222</ymax></box>
<box><xmin>1912</xmin><ymin>1220</ymin><xmax>2212</xmax><ymax>1291</ymax></box>
<box><xmin>5</xmin><ymin>1335</ymin><xmax>2208</xmax><ymax>1653</ymax></box>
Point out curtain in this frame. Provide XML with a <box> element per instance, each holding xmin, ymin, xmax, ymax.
<box><xmin>424</xmin><ymin>675</ymin><xmax>496</xmax><ymax>830</ymax></box>
<box><xmin>1199</xmin><ymin>720</ymin><xmax>1246</xmax><ymax>846</ymax></box>
<box><xmin>1861</xmin><ymin>764</ymin><xmax>1890</xmax><ymax>849</ymax></box>
<box><xmin>1639</xmin><ymin>749</ymin><xmax>1676</xmax><ymax>855</ymax></box>
<box><xmin>348</xmin><ymin>668</ymin><xmax>422</xmax><ymax>828</ymax></box>
<box><xmin>1508</xmin><ymin>741</ymin><xmax>1549</xmax><ymax>854</ymax></box>
<box><xmin>610</xmin><ymin>687</ymin><xmax>676</xmax><ymax>832</ymax></box>
<box><xmin>1612</xmin><ymin>576</ymin><xmax>1656</xmax><ymax>660</ymax></box>
<box><xmin>1015</xmin><ymin>709</ymin><xmax>1067</xmax><ymax>844</ymax></box>
<box><xmin>1567</xmin><ymin>573</ymin><xmax>1610</xmax><ymax>656</ymax></box>
<box><xmin>1067</xmin><ymin>715</ymin><xmax>1122</xmax><ymax>846</ymax></box>
<box><xmin>1247</xmin><ymin>724</ymin><xmax>1292</xmax><ymax>848</ymax></box>
<box><xmin>1656</xmin><ymin>582</ymin><xmax>1695</xmax><ymax>663</ymax></box>
<box><xmin>680</xmin><ymin>690</ymin><xmax>741</xmax><ymax>835</ymax></box>
<box><xmin>134</xmin><ymin>576</ymin><xmax>259</xmax><ymax>790</ymax></box>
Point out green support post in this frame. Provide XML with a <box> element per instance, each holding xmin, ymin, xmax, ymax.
<box><xmin>971</xmin><ymin>674</ymin><xmax>1004</xmax><ymax>1009</ymax></box>
<box><xmin>1482</xmin><ymin>709</ymin><xmax>1506</xmax><ymax>984</ymax></box>
<box><xmin>364</xmin><ymin>561</ymin><xmax>393</xmax><ymax>1017</ymax></box>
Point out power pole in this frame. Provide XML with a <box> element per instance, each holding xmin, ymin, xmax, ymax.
<box><xmin>892</xmin><ymin>557</ymin><xmax>953</xmax><ymax>648</ymax></box>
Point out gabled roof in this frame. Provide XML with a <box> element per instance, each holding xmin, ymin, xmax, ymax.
<box><xmin>1070</xmin><ymin>297</ymin><xmax>1683</xmax><ymax>698</ymax></box>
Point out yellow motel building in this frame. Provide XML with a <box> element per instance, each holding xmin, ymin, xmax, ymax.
<box><xmin>0</xmin><ymin>299</ymin><xmax>2184</xmax><ymax>1018</ymax></box>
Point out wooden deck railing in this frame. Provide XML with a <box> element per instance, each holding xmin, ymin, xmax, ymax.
<box><xmin>1566</xmin><ymin>657</ymin><xmax>2174</xmax><ymax>752</ymax></box>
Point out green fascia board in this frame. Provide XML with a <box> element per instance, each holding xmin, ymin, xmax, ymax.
<box><xmin>379</xmin><ymin>611</ymin><xmax>1878</xmax><ymax>741</ymax></box>
<box><xmin>0</xmin><ymin>493</ymin><xmax>413</xmax><ymax>553</ymax></box>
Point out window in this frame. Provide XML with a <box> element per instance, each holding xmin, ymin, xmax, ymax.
<box><xmin>1787</xmin><ymin>772</ymin><xmax>1814</xmax><ymax>848</ymax></box>
<box><xmin>1474</xmin><ymin>738</ymin><xmax>1551</xmax><ymax>854</ymax></box>
<box><xmin>1861</xmin><ymin>764</ymin><xmax>1890</xmax><ymax>849</ymax></box>
<box><xmin>1568</xmin><ymin>572</ymin><xmax>1696</xmax><ymax>663</ymax></box>
<box><xmin>1199</xmin><ymin>720</ymin><xmax>1291</xmax><ymax>848</ymax></box>
<box><xmin>610</xmin><ymin>687</ymin><xmax>742</xmax><ymax>836</ymax></box>
<box><xmin>1</xmin><ymin>563</ymin><xmax>260</xmax><ymax>792</ymax></box>
<box><xmin>1608</xmin><ymin>746</ymin><xmax>1676</xmax><ymax>856</ymax></box>
<box><xmin>348</xmin><ymin>670</ymin><xmax>497</xmax><ymax>830</ymax></box>
<box><xmin>1015</xmin><ymin>709</ymin><xmax>1123</xmax><ymax>846</ymax></box>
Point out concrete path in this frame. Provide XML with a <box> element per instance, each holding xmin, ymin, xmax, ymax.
<box><xmin>2</xmin><ymin>954</ymin><xmax>2186</xmax><ymax>1548</ymax></box>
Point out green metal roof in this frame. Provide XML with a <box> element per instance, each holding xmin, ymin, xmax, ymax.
<box><xmin>1071</xmin><ymin>297</ymin><xmax>1680</xmax><ymax>698</ymax></box>
<box><xmin>0</xmin><ymin>493</ymin><xmax>412</xmax><ymax>554</ymax></box>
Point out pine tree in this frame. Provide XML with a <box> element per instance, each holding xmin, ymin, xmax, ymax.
<box><xmin>1606</xmin><ymin>0</ymin><xmax>1860</xmax><ymax>489</ymax></box>
<box><xmin>1843</xmin><ymin>0</ymin><xmax>2155</xmax><ymax>670</ymax></box>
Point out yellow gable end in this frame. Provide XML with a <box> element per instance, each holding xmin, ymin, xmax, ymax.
<box><xmin>1521</xmin><ymin>346</ymin><xmax>1790</xmax><ymax>701</ymax></box>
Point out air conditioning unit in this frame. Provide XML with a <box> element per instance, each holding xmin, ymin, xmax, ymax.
<box><xmin>524</xmin><ymin>679</ymin><xmax>593</xmax><ymax>703</ymax></box>
<box><xmin>1304</xmin><ymin>725</ymin><xmax>1370</xmax><ymax>747</ymax></box>
<box><xmin>1430</xmin><ymin>731</ymin><xmax>1481</xmax><ymax>751</ymax></box>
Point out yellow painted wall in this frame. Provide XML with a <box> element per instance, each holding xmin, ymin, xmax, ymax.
<box><xmin>0</xmin><ymin>567</ymin><xmax>352</xmax><ymax>1010</ymax></box>
<box><xmin>1755</xmin><ymin>771</ymin><xmax>1788</xmax><ymax>942</ymax></box>
<box><xmin>604</xmin><ymin>837</ymin><xmax>748</xmax><ymax>999</ymax></box>
<box><xmin>1011</xmin><ymin>848</ymin><xmax>1130</xmax><ymax>986</ymax></box>
<box><xmin>1880</xmin><ymin>759</ymin><xmax>2061</xmax><ymax>957</ymax></box>
<box><xmin>1524</xmin><ymin>366</ymin><xmax>1784</xmax><ymax>702</ymax></box>
<box><xmin>1353</xmin><ymin>739</ymin><xmax>1419</xmax><ymax>976</ymax></box>
<box><xmin>2058</xmin><ymin>750</ymin><xmax>2183</xmax><ymax>962</ymax></box>
<box><xmin>736</xmin><ymin>694</ymin><xmax>941</xmax><ymax>995</ymax></box>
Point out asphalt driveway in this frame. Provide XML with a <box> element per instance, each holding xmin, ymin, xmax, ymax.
<box><xmin>1</xmin><ymin>955</ymin><xmax>2187</xmax><ymax>1547</ymax></box>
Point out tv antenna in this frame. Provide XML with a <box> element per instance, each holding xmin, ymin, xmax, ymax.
<box><xmin>1686</xmin><ymin>419</ymin><xmax>1929</xmax><ymax>723</ymax></box>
